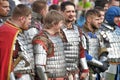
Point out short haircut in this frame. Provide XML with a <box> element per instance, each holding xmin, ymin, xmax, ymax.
<box><xmin>49</xmin><ymin>4</ymin><xmax>60</xmax><ymax>11</ymax></box>
<box><xmin>32</xmin><ymin>0</ymin><xmax>47</xmax><ymax>13</ymax></box>
<box><xmin>60</xmin><ymin>1</ymin><xmax>75</xmax><ymax>12</ymax></box>
<box><xmin>12</xmin><ymin>4</ymin><xmax>32</xmax><ymax>19</ymax></box>
<box><xmin>44</xmin><ymin>10</ymin><xmax>64</xmax><ymax>29</ymax></box>
<box><xmin>95</xmin><ymin>0</ymin><xmax>108</xmax><ymax>8</ymax></box>
<box><xmin>85</xmin><ymin>9</ymin><xmax>101</xmax><ymax>19</ymax></box>
<box><xmin>94</xmin><ymin>6</ymin><xmax>105</xmax><ymax>12</ymax></box>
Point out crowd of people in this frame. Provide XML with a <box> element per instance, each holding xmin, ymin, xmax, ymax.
<box><xmin>0</xmin><ymin>0</ymin><xmax>120</xmax><ymax>80</ymax></box>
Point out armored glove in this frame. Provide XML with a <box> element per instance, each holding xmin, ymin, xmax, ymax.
<box><xmin>99</xmin><ymin>52</ymin><xmax>109</xmax><ymax>72</ymax></box>
<box><xmin>99</xmin><ymin>61</ymin><xmax>109</xmax><ymax>72</ymax></box>
<box><xmin>87</xmin><ymin>58</ymin><xmax>109</xmax><ymax>73</ymax></box>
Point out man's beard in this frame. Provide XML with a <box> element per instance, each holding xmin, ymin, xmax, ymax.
<box><xmin>0</xmin><ymin>13</ymin><xmax>8</xmax><ymax>18</ymax></box>
<box><xmin>66</xmin><ymin>19</ymin><xmax>74</xmax><ymax>23</ymax></box>
<box><xmin>91</xmin><ymin>23</ymin><xmax>98</xmax><ymax>30</ymax></box>
<box><xmin>21</xmin><ymin>22</ymin><xmax>29</xmax><ymax>30</ymax></box>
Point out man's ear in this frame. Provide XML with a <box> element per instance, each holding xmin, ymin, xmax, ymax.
<box><xmin>18</xmin><ymin>16</ymin><xmax>25</xmax><ymax>23</ymax></box>
<box><xmin>86</xmin><ymin>17</ymin><xmax>91</xmax><ymax>23</ymax></box>
<box><xmin>40</xmin><ymin>8</ymin><xmax>44</xmax><ymax>15</ymax></box>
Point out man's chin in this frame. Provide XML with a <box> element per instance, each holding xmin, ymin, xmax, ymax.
<box><xmin>22</xmin><ymin>27</ymin><xmax>29</xmax><ymax>30</ymax></box>
<box><xmin>66</xmin><ymin>20</ymin><xmax>74</xmax><ymax>23</ymax></box>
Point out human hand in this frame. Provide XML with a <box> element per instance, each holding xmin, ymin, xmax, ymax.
<box><xmin>80</xmin><ymin>72</ymin><xmax>88</xmax><ymax>80</ymax></box>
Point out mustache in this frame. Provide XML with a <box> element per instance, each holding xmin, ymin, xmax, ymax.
<box><xmin>68</xmin><ymin>15</ymin><xmax>75</xmax><ymax>18</ymax></box>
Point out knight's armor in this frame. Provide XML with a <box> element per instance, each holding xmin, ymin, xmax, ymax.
<box><xmin>100</xmin><ymin>23</ymin><xmax>120</xmax><ymax>63</ymax></box>
<box><xmin>98</xmin><ymin>22</ymin><xmax>120</xmax><ymax>76</ymax></box>
<box><xmin>62</xmin><ymin>25</ymin><xmax>88</xmax><ymax>73</ymax></box>
<box><xmin>13</xmin><ymin>30</ymin><xmax>35</xmax><ymax>80</ymax></box>
<box><xmin>101</xmin><ymin>23</ymin><xmax>120</xmax><ymax>63</ymax></box>
<box><xmin>83</xmin><ymin>32</ymin><xmax>100</xmax><ymax>60</ymax></box>
<box><xmin>82</xmin><ymin>25</ymin><xmax>108</xmax><ymax>71</ymax></box>
<box><xmin>33</xmin><ymin>31</ymin><xmax>67</xmax><ymax>80</ymax></box>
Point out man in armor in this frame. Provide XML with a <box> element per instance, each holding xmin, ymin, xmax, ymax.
<box><xmin>81</xmin><ymin>9</ymin><xmax>109</xmax><ymax>80</ymax></box>
<box><xmin>32</xmin><ymin>10</ymin><xmax>67</xmax><ymax>80</ymax></box>
<box><xmin>23</xmin><ymin>2</ymin><xmax>48</xmax><ymax>69</ymax></box>
<box><xmin>0</xmin><ymin>4</ymin><xmax>32</xmax><ymax>80</ymax></box>
<box><xmin>24</xmin><ymin>0</ymin><xmax>48</xmax><ymax>41</ymax></box>
<box><xmin>22</xmin><ymin>2</ymin><xmax>49</xmax><ymax>79</ymax></box>
<box><xmin>99</xmin><ymin>6</ymin><xmax>120</xmax><ymax>80</ymax></box>
<box><xmin>60</xmin><ymin>1</ymin><xmax>89</xmax><ymax>80</ymax></box>
<box><xmin>30</xmin><ymin>0</ymin><xmax>48</xmax><ymax>33</ymax></box>
<box><xmin>21</xmin><ymin>1</ymin><xmax>48</xmax><ymax>79</ymax></box>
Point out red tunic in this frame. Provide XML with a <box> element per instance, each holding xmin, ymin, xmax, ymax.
<box><xmin>0</xmin><ymin>21</ymin><xmax>21</xmax><ymax>80</ymax></box>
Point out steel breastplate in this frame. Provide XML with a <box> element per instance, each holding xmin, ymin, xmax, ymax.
<box><xmin>46</xmin><ymin>33</ymin><xmax>66</xmax><ymax>78</ymax></box>
<box><xmin>83</xmin><ymin>31</ymin><xmax>100</xmax><ymax>60</ymax></box>
<box><xmin>62</xmin><ymin>25</ymin><xmax>80</xmax><ymax>71</ymax></box>
<box><xmin>88</xmin><ymin>38</ymin><xmax>99</xmax><ymax>59</ymax></box>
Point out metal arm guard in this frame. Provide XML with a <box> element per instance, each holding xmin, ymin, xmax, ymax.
<box><xmin>34</xmin><ymin>44</ymin><xmax>48</xmax><ymax>80</ymax></box>
<box><xmin>87</xmin><ymin>58</ymin><xmax>103</xmax><ymax>67</ymax></box>
<box><xmin>36</xmin><ymin>66</ymin><xmax>48</xmax><ymax>80</ymax></box>
<box><xmin>88</xmin><ymin>58</ymin><xmax>109</xmax><ymax>73</ymax></box>
<box><xmin>33</xmin><ymin>44</ymin><xmax>47</xmax><ymax>66</ymax></box>
<box><xmin>99</xmin><ymin>52</ymin><xmax>109</xmax><ymax>72</ymax></box>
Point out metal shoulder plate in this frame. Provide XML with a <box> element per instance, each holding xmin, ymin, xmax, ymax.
<box><xmin>33</xmin><ymin>31</ymin><xmax>54</xmax><ymax>56</ymax></box>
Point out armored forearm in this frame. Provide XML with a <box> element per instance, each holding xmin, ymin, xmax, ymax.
<box><xmin>36</xmin><ymin>66</ymin><xmax>48</xmax><ymax>80</ymax></box>
<box><xmin>34</xmin><ymin>44</ymin><xmax>48</xmax><ymax>80</ymax></box>
<box><xmin>87</xmin><ymin>58</ymin><xmax>103</xmax><ymax>67</ymax></box>
<box><xmin>86</xmin><ymin>52</ymin><xmax>109</xmax><ymax>73</ymax></box>
<box><xmin>85</xmin><ymin>50</ymin><xmax>104</xmax><ymax>67</ymax></box>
